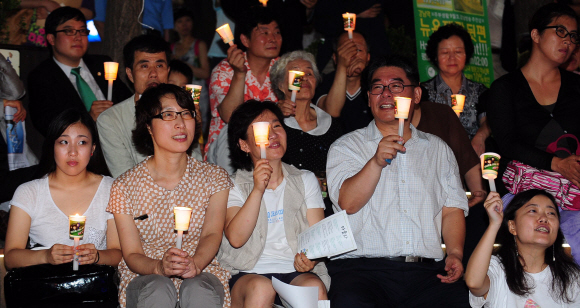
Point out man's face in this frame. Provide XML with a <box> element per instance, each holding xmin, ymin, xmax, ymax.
<box><xmin>367</xmin><ymin>66</ymin><xmax>421</xmax><ymax>125</ymax></box>
<box><xmin>126</xmin><ymin>51</ymin><xmax>169</xmax><ymax>95</ymax></box>
<box><xmin>336</xmin><ymin>32</ymin><xmax>370</xmax><ymax>77</ymax></box>
<box><xmin>47</xmin><ymin>18</ymin><xmax>88</xmax><ymax>66</ymax></box>
<box><xmin>241</xmin><ymin>21</ymin><xmax>282</xmax><ymax>60</ymax></box>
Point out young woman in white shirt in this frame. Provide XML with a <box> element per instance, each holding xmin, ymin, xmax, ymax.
<box><xmin>466</xmin><ymin>190</ymin><xmax>580</xmax><ymax>307</ymax></box>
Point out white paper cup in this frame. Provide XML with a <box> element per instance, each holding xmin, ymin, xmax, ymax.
<box><xmin>451</xmin><ymin>94</ymin><xmax>465</xmax><ymax>113</ymax></box>
<box><xmin>216</xmin><ymin>24</ymin><xmax>234</xmax><ymax>45</ymax></box>
<box><xmin>174</xmin><ymin>207</ymin><xmax>193</xmax><ymax>231</ymax></box>
<box><xmin>342</xmin><ymin>13</ymin><xmax>356</xmax><ymax>30</ymax></box>
<box><xmin>288</xmin><ymin>71</ymin><xmax>305</xmax><ymax>91</ymax></box>
<box><xmin>185</xmin><ymin>84</ymin><xmax>202</xmax><ymax>105</ymax></box>
<box><xmin>252</xmin><ymin>122</ymin><xmax>270</xmax><ymax>146</ymax></box>
<box><xmin>394</xmin><ymin>97</ymin><xmax>412</xmax><ymax>119</ymax></box>
<box><xmin>480</xmin><ymin>152</ymin><xmax>501</xmax><ymax>180</ymax></box>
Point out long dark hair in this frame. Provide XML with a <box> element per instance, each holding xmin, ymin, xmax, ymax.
<box><xmin>496</xmin><ymin>189</ymin><xmax>580</xmax><ymax>302</ymax></box>
<box><xmin>35</xmin><ymin>109</ymin><xmax>108</xmax><ymax>178</ymax></box>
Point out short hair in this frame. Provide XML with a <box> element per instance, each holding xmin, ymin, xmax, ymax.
<box><xmin>45</xmin><ymin>6</ymin><xmax>86</xmax><ymax>36</ymax></box>
<box><xmin>425</xmin><ymin>23</ymin><xmax>474</xmax><ymax>70</ymax></box>
<box><xmin>529</xmin><ymin>3</ymin><xmax>579</xmax><ymax>34</ymax></box>
<box><xmin>123</xmin><ymin>35</ymin><xmax>171</xmax><ymax>70</ymax></box>
<box><xmin>36</xmin><ymin>109</ymin><xmax>107</xmax><ymax>177</ymax></box>
<box><xmin>270</xmin><ymin>50</ymin><xmax>321</xmax><ymax>101</ymax></box>
<box><xmin>228</xmin><ymin>101</ymin><xmax>287</xmax><ymax>172</ymax></box>
<box><xmin>133</xmin><ymin>84</ymin><xmax>198</xmax><ymax>156</ymax></box>
<box><xmin>173</xmin><ymin>8</ymin><xmax>194</xmax><ymax>24</ymax></box>
<box><xmin>234</xmin><ymin>6</ymin><xmax>280</xmax><ymax>51</ymax></box>
<box><xmin>169</xmin><ymin>60</ymin><xmax>194</xmax><ymax>84</ymax></box>
<box><xmin>367</xmin><ymin>55</ymin><xmax>420</xmax><ymax>86</ymax></box>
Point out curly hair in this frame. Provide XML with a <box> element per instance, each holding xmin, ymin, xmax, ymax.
<box><xmin>270</xmin><ymin>50</ymin><xmax>321</xmax><ymax>101</ymax></box>
<box><xmin>425</xmin><ymin>23</ymin><xmax>474</xmax><ymax>70</ymax></box>
<box><xmin>132</xmin><ymin>84</ymin><xmax>198</xmax><ymax>156</ymax></box>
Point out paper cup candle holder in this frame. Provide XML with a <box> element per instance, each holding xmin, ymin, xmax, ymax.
<box><xmin>385</xmin><ymin>97</ymin><xmax>412</xmax><ymax>164</ymax></box>
<box><xmin>480</xmin><ymin>152</ymin><xmax>501</xmax><ymax>192</ymax></box>
<box><xmin>288</xmin><ymin>70</ymin><xmax>305</xmax><ymax>103</ymax></box>
<box><xmin>103</xmin><ymin>62</ymin><xmax>119</xmax><ymax>101</ymax></box>
<box><xmin>451</xmin><ymin>94</ymin><xmax>465</xmax><ymax>117</ymax></box>
<box><xmin>174</xmin><ymin>207</ymin><xmax>193</xmax><ymax>249</ymax></box>
<box><xmin>185</xmin><ymin>84</ymin><xmax>202</xmax><ymax>105</ymax></box>
<box><xmin>342</xmin><ymin>13</ymin><xmax>356</xmax><ymax>39</ymax></box>
<box><xmin>216</xmin><ymin>24</ymin><xmax>235</xmax><ymax>46</ymax></box>
<box><xmin>252</xmin><ymin>122</ymin><xmax>270</xmax><ymax>159</ymax></box>
<box><xmin>69</xmin><ymin>214</ymin><xmax>86</xmax><ymax>271</ymax></box>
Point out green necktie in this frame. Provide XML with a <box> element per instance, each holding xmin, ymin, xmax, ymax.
<box><xmin>71</xmin><ymin>67</ymin><xmax>97</xmax><ymax>111</ymax></box>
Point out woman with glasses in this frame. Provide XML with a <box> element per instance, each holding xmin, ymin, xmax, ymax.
<box><xmin>487</xmin><ymin>3</ymin><xmax>580</xmax><ymax>265</ymax></box>
<box><xmin>108</xmin><ymin>84</ymin><xmax>233</xmax><ymax>308</ymax></box>
<box><xmin>422</xmin><ymin>23</ymin><xmax>490</xmax><ymax>156</ymax></box>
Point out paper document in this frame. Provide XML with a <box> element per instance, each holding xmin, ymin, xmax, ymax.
<box><xmin>298</xmin><ymin>210</ymin><xmax>357</xmax><ymax>259</ymax></box>
<box><xmin>272</xmin><ymin>277</ymin><xmax>330</xmax><ymax>308</ymax></box>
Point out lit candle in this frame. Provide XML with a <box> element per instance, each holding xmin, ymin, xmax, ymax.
<box><xmin>342</xmin><ymin>13</ymin><xmax>356</xmax><ymax>39</ymax></box>
<box><xmin>451</xmin><ymin>94</ymin><xmax>465</xmax><ymax>117</ymax></box>
<box><xmin>216</xmin><ymin>24</ymin><xmax>235</xmax><ymax>46</ymax></box>
<box><xmin>185</xmin><ymin>84</ymin><xmax>202</xmax><ymax>105</ymax></box>
<box><xmin>103</xmin><ymin>62</ymin><xmax>119</xmax><ymax>101</ymax></box>
<box><xmin>288</xmin><ymin>70</ymin><xmax>305</xmax><ymax>102</ymax></box>
<box><xmin>480</xmin><ymin>152</ymin><xmax>501</xmax><ymax>192</ymax></box>
<box><xmin>252</xmin><ymin>122</ymin><xmax>270</xmax><ymax>159</ymax></box>
<box><xmin>174</xmin><ymin>207</ymin><xmax>193</xmax><ymax>249</ymax></box>
<box><xmin>68</xmin><ymin>214</ymin><xmax>86</xmax><ymax>271</ymax></box>
<box><xmin>259</xmin><ymin>0</ymin><xmax>268</xmax><ymax>6</ymax></box>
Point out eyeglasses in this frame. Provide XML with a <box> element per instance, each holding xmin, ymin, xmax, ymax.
<box><xmin>55</xmin><ymin>29</ymin><xmax>90</xmax><ymax>36</ymax></box>
<box><xmin>152</xmin><ymin>110</ymin><xmax>196</xmax><ymax>121</ymax></box>
<box><xmin>541</xmin><ymin>25</ymin><xmax>580</xmax><ymax>44</ymax></box>
<box><xmin>370</xmin><ymin>82</ymin><xmax>416</xmax><ymax>95</ymax></box>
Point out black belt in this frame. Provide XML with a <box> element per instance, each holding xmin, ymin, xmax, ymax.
<box><xmin>384</xmin><ymin>256</ymin><xmax>436</xmax><ymax>263</ymax></box>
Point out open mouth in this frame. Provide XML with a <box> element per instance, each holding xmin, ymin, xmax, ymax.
<box><xmin>535</xmin><ymin>226</ymin><xmax>550</xmax><ymax>233</ymax></box>
<box><xmin>172</xmin><ymin>134</ymin><xmax>187</xmax><ymax>141</ymax></box>
<box><xmin>379</xmin><ymin>103</ymin><xmax>395</xmax><ymax>110</ymax></box>
<box><xmin>269</xmin><ymin>142</ymin><xmax>280</xmax><ymax>149</ymax></box>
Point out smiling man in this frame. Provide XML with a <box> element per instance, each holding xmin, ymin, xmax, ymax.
<box><xmin>97</xmin><ymin>35</ymin><xmax>172</xmax><ymax>178</ymax></box>
<box><xmin>28</xmin><ymin>6</ymin><xmax>131</xmax><ymax>136</ymax></box>
<box><xmin>326</xmin><ymin>55</ymin><xmax>470</xmax><ymax>307</ymax></box>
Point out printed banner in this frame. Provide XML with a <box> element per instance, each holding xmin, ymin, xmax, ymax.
<box><xmin>413</xmin><ymin>0</ymin><xmax>494</xmax><ymax>87</ymax></box>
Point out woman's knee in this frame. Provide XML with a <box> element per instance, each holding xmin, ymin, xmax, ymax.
<box><xmin>291</xmin><ymin>273</ymin><xmax>328</xmax><ymax>299</ymax></box>
<box><xmin>232</xmin><ymin>275</ymin><xmax>276</xmax><ymax>307</ymax></box>
<box><xmin>180</xmin><ymin>272</ymin><xmax>225</xmax><ymax>308</ymax></box>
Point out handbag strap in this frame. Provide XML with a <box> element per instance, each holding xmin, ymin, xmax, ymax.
<box><xmin>546</xmin><ymin>133</ymin><xmax>580</xmax><ymax>156</ymax></box>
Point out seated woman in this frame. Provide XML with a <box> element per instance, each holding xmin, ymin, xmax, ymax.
<box><xmin>271</xmin><ymin>50</ymin><xmax>343</xmax><ymax>175</ymax></box>
<box><xmin>465</xmin><ymin>190</ymin><xmax>580</xmax><ymax>307</ymax></box>
<box><xmin>219</xmin><ymin>101</ymin><xmax>329</xmax><ymax>307</ymax></box>
<box><xmin>5</xmin><ymin>108</ymin><xmax>121</xmax><ymax>269</ymax></box>
<box><xmin>108</xmin><ymin>84</ymin><xmax>232</xmax><ymax>308</ymax></box>
<box><xmin>422</xmin><ymin>23</ymin><xmax>489</xmax><ymax>156</ymax></box>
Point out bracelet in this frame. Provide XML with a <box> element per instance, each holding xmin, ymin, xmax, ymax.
<box><xmin>94</xmin><ymin>251</ymin><xmax>100</xmax><ymax>264</ymax></box>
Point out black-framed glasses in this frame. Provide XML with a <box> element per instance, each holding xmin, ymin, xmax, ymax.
<box><xmin>152</xmin><ymin>110</ymin><xmax>196</xmax><ymax>121</ymax></box>
<box><xmin>55</xmin><ymin>29</ymin><xmax>90</xmax><ymax>36</ymax></box>
<box><xmin>541</xmin><ymin>25</ymin><xmax>580</xmax><ymax>44</ymax></box>
<box><xmin>370</xmin><ymin>82</ymin><xmax>416</xmax><ymax>95</ymax></box>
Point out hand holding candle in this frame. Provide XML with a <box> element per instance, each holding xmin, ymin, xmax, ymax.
<box><xmin>342</xmin><ymin>13</ymin><xmax>356</xmax><ymax>39</ymax></box>
<box><xmin>252</xmin><ymin>122</ymin><xmax>270</xmax><ymax>159</ymax></box>
<box><xmin>69</xmin><ymin>214</ymin><xmax>86</xmax><ymax>271</ymax></box>
<box><xmin>216</xmin><ymin>24</ymin><xmax>235</xmax><ymax>46</ymax></box>
<box><xmin>174</xmin><ymin>207</ymin><xmax>193</xmax><ymax>249</ymax></box>
<box><xmin>451</xmin><ymin>94</ymin><xmax>465</xmax><ymax>117</ymax></box>
<box><xmin>103</xmin><ymin>62</ymin><xmax>119</xmax><ymax>101</ymax></box>
<box><xmin>480</xmin><ymin>152</ymin><xmax>501</xmax><ymax>192</ymax></box>
<box><xmin>385</xmin><ymin>97</ymin><xmax>412</xmax><ymax>164</ymax></box>
<box><xmin>288</xmin><ymin>70</ymin><xmax>305</xmax><ymax>102</ymax></box>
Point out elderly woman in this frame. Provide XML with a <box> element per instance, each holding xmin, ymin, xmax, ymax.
<box><xmin>219</xmin><ymin>100</ymin><xmax>329</xmax><ymax>307</ymax></box>
<box><xmin>108</xmin><ymin>84</ymin><xmax>232</xmax><ymax>308</ymax></box>
<box><xmin>272</xmin><ymin>51</ymin><xmax>344</xmax><ymax>176</ymax></box>
<box><xmin>422</xmin><ymin>23</ymin><xmax>490</xmax><ymax>156</ymax></box>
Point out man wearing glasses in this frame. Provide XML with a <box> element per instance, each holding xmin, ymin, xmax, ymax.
<box><xmin>28</xmin><ymin>6</ymin><xmax>131</xmax><ymax>135</ymax></box>
<box><xmin>326</xmin><ymin>55</ymin><xmax>470</xmax><ymax>307</ymax></box>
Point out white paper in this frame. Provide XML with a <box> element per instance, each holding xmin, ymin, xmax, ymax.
<box><xmin>272</xmin><ymin>277</ymin><xmax>318</xmax><ymax>308</ymax></box>
<box><xmin>298</xmin><ymin>210</ymin><xmax>357</xmax><ymax>259</ymax></box>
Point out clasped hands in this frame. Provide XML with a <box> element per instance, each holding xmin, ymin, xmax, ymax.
<box><xmin>157</xmin><ymin>248</ymin><xmax>201</xmax><ymax>279</ymax></box>
<box><xmin>46</xmin><ymin>243</ymin><xmax>98</xmax><ymax>265</ymax></box>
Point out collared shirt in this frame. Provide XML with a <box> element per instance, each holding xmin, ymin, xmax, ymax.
<box><xmin>53</xmin><ymin>57</ymin><xmax>106</xmax><ymax>101</ymax></box>
<box><xmin>284</xmin><ymin>103</ymin><xmax>332</xmax><ymax>136</ymax></box>
<box><xmin>206</xmin><ymin>53</ymin><xmax>279</xmax><ymax>157</ymax></box>
<box><xmin>421</xmin><ymin>74</ymin><xmax>487</xmax><ymax>139</ymax></box>
<box><xmin>326</xmin><ymin>122</ymin><xmax>469</xmax><ymax>260</ymax></box>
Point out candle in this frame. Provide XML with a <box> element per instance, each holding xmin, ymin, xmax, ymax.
<box><xmin>259</xmin><ymin>0</ymin><xmax>268</xmax><ymax>6</ymax></box>
<box><xmin>288</xmin><ymin>70</ymin><xmax>305</xmax><ymax>102</ymax></box>
<box><xmin>69</xmin><ymin>214</ymin><xmax>86</xmax><ymax>271</ymax></box>
<box><xmin>252</xmin><ymin>121</ymin><xmax>270</xmax><ymax>159</ymax></box>
<box><xmin>103</xmin><ymin>62</ymin><xmax>119</xmax><ymax>101</ymax></box>
<box><xmin>451</xmin><ymin>94</ymin><xmax>465</xmax><ymax>117</ymax></box>
<box><xmin>216</xmin><ymin>24</ymin><xmax>235</xmax><ymax>46</ymax></box>
<box><xmin>174</xmin><ymin>207</ymin><xmax>193</xmax><ymax>249</ymax></box>
<box><xmin>480</xmin><ymin>152</ymin><xmax>501</xmax><ymax>192</ymax></box>
<box><xmin>342</xmin><ymin>13</ymin><xmax>356</xmax><ymax>39</ymax></box>
<box><xmin>185</xmin><ymin>84</ymin><xmax>202</xmax><ymax>105</ymax></box>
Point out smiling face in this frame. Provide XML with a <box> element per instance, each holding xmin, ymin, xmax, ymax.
<box><xmin>534</xmin><ymin>16</ymin><xmax>578</xmax><ymax>65</ymax></box>
<box><xmin>54</xmin><ymin>122</ymin><xmax>95</xmax><ymax>177</ymax></box>
<box><xmin>509</xmin><ymin>195</ymin><xmax>560</xmax><ymax>249</ymax></box>
<box><xmin>241</xmin><ymin>21</ymin><xmax>282</xmax><ymax>60</ymax></box>
<box><xmin>283</xmin><ymin>59</ymin><xmax>317</xmax><ymax>101</ymax></box>
<box><xmin>239</xmin><ymin>110</ymin><xmax>286</xmax><ymax>162</ymax></box>
<box><xmin>148</xmin><ymin>94</ymin><xmax>195</xmax><ymax>155</ymax></box>
<box><xmin>127</xmin><ymin>51</ymin><xmax>169</xmax><ymax>96</ymax></box>
<box><xmin>47</xmin><ymin>18</ymin><xmax>88</xmax><ymax>67</ymax></box>
<box><xmin>437</xmin><ymin>35</ymin><xmax>466</xmax><ymax>76</ymax></box>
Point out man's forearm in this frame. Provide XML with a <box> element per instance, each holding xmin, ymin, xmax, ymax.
<box><xmin>441</xmin><ymin>207</ymin><xmax>466</xmax><ymax>259</ymax></box>
<box><xmin>338</xmin><ymin>158</ymin><xmax>383</xmax><ymax>214</ymax></box>
<box><xmin>217</xmin><ymin>72</ymin><xmax>246</xmax><ymax>123</ymax></box>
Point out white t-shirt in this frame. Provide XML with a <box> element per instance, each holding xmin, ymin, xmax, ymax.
<box><xmin>469</xmin><ymin>255</ymin><xmax>580</xmax><ymax>308</ymax></box>
<box><xmin>228</xmin><ymin>170</ymin><xmax>325</xmax><ymax>274</ymax></box>
<box><xmin>10</xmin><ymin>176</ymin><xmax>114</xmax><ymax>250</ymax></box>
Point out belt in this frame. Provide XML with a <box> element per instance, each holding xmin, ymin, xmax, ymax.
<box><xmin>384</xmin><ymin>256</ymin><xmax>436</xmax><ymax>263</ymax></box>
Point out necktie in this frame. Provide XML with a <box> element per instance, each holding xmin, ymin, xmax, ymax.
<box><xmin>71</xmin><ymin>67</ymin><xmax>97</xmax><ymax>111</ymax></box>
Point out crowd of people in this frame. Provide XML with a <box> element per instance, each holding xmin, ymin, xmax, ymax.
<box><xmin>1</xmin><ymin>1</ymin><xmax>580</xmax><ymax>308</ymax></box>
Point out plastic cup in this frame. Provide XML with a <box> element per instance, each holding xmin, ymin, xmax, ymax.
<box><xmin>288</xmin><ymin>71</ymin><xmax>305</xmax><ymax>91</ymax></box>
<box><xmin>174</xmin><ymin>207</ymin><xmax>193</xmax><ymax>231</ymax></box>
<box><xmin>69</xmin><ymin>215</ymin><xmax>86</xmax><ymax>238</ymax></box>
<box><xmin>480</xmin><ymin>152</ymin><xmax>501</xmax><ymax>180</ymax></box>
<box><xmin>394</xmin><ymin>97</ymin><xmax>412</xmax><ymax>119</ymax></box>
<box><xmin>342</xmin><ymin>13</ymin><xmax>356</xmax><ymax>31</ymax></box>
